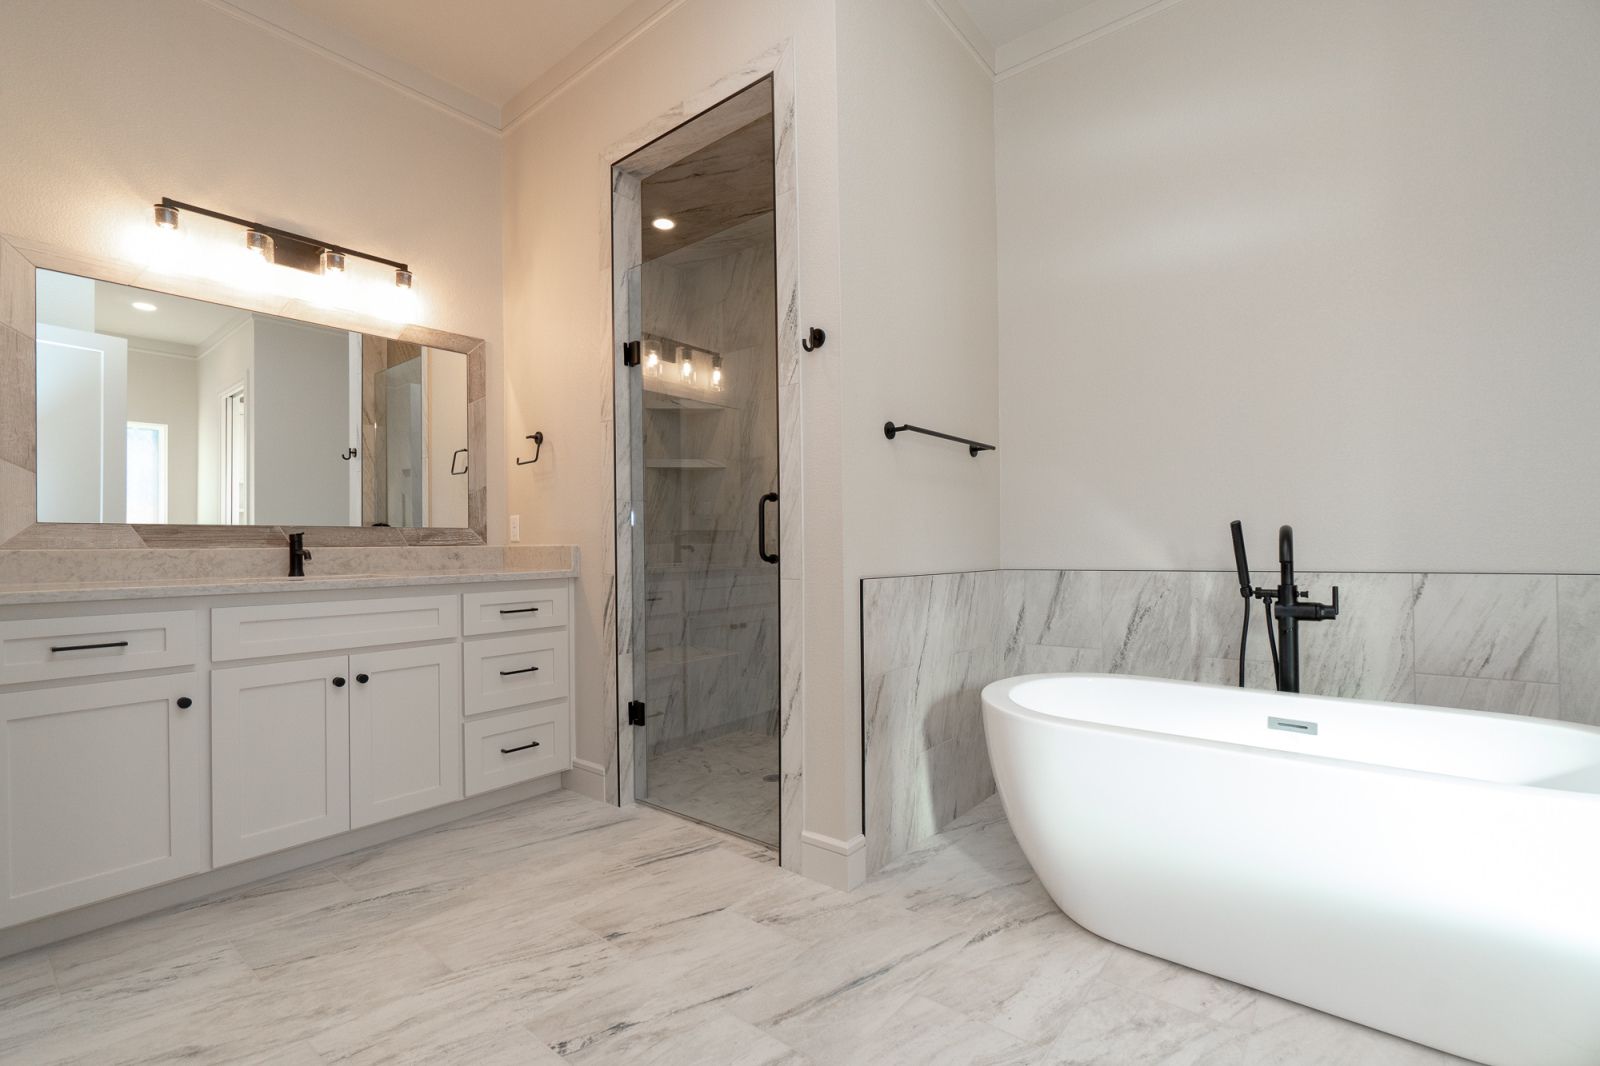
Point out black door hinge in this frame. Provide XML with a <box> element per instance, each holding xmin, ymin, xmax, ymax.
<box><xmin>627</xmin><ymin>699</ymin><xmax>646</xmax><ymax>727</ymax></box>
<box><xmin>622</xmin><ymin>341</ymin><xmax>641</xmax><ymax>367</ymax></box>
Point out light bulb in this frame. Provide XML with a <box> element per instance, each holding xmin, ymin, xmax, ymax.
<box><xmin>681</xmin><ymin>351</ymin><xmax>695</xmax><ymax>381</ymax></box>
<box><xmin>131</xmin><ymin>300</ymin><xmax>158</xmax><ymax>312</ymax></box>
<box><xmin>245</xmin><ymin>229</ymin><xmax>274</xmax><ymax>262</ymax></box>
<box><xmin>320</xmin><ymin>249</ymin><xmax>346</xmax><ymax>276</ymax></box>
<box><xmin>645</xmin><ymin>346</ymin><xmax>659</xmax><ymax>370</ymax></box>
<box><xmin>711</xmin><ymin>355</ymin><xmax>724</xmax><ymax>391</ymax></box>
<box><xmin>651</xmin><ymin>217</ymin><xmax>675</xmax><ymax>231</ymax></box>
<box><xmin>394</xmin><ymin>269</ymin><xmax>413</xmax><ymax>289</ymax></box>
<box><xmin>153</xmin><ymin>203</ymin><xmax>179</xmax><ymax>230</ymax></box>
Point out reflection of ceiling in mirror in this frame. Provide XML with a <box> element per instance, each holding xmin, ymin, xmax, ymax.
<box><xmin>642</xmin><ymin>115</ymin><xmax>775</xmax><ymax>263</ymax></box>
<box><xmin>90</xmin><ymin>279</ymin><xmax>252</xmax><ymax>353</ymax></box>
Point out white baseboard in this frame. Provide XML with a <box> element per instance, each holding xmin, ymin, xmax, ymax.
<box><xmin>564</xmin><ymin>757</ymin><xmax>608</xmax><ymax>802</ymax></box>
<box><xmin>0</xmin><ymin>777</ymin><xmax>562</xmax><ymax>959</ymax></box>
<box><xmin>800</xmin><ymin>829</ymin><xmax>867</xmax><ymax>891</ymax></box>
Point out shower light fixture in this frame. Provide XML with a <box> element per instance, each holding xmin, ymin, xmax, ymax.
<box><xmin>711</xmin><ymin>355</ymin><xmax>724</xmax><ymax>390</ymax></box>
<box><xmin>148</xmin><ymin>198</ymin><xmax>414</xmax><ymax>290</ymax></box>
<box><xmin>652</xmin><ymin>217</ymin><xmax>676</xmax><ymax>231</ymax></box>
<box><xmin>681</xmin><ymin>350</ymin><xmax>695</xmax><ymax>381</ymax></box>
<box><xmin>645</xmin><ymin>345</ymin><xmax>660</xmax><ymax>370</ymax></box>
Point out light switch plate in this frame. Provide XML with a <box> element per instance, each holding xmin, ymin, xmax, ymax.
<box><xmin>509</xmin><ymin>514</ymin><xmax>521</xmax><ymax>542</ymax></box>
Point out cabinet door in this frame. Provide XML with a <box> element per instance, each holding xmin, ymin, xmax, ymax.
<box><xmin>212</xmin><ymin>656</ymin><xmax>350</xmax><ymax>866</ymax></box>
<box><xmin>349</xmin><ymin>644</ymin><xmax>462</xmax><ymax>829</ymax></box>
<box><xmin>0</xmin><ymin>674</ymin><xmax>205</xmax><ymax>927</ymax></box>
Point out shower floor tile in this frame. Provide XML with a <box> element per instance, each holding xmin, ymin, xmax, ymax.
<box><xmin>643</xmin><ymin>730</ymin><xmax>779</xmax><ymax>847</ymax></box>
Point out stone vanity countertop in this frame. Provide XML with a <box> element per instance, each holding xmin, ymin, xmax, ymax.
<box><xmin>0</xmin><ymin>555</ymin><xmax>579</xmax><ymax>606</ymax></box>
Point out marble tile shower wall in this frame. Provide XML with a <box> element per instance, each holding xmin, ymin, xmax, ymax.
<box><xmin>641</xmin><ymin>221</ymin><xmax>780</xmax><ymax>753</ymax></box>
<box><xmin>864</xmin><ymin>568</ymin><xmax>1600</xmax><ymax>873</ymax></box>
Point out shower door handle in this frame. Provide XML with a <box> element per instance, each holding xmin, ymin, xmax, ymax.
<box><xmin>757</xmin><ymin>492</ymin><xmax>779</xmax><ymax>565</ymax></box>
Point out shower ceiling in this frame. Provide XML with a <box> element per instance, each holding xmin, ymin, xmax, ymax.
<box><xmin>641</xmin><ymin>115</ymin><xmax>775</xmax><ymax>262</ymax></box>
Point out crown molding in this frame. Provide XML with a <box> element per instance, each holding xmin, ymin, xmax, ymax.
<box><xmin>933</xmin><ymin>0</ymin><xmax>1194</xmax><ymax>82</ymax></box>
<box><xmin>201</xmin><ymin>0</ymin><xmax>503</xmax><ymax>132</ymax></box>
<box><xmin>500</xmin><ymin>0</ymin><xmax>686</xmax><ymax>132</ymax></box>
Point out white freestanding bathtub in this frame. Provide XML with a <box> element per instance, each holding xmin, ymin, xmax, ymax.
<box><xmin>982</xmin><ymin>674</ymin><xmax>1600</xmax><ymax>1066</ymax></box>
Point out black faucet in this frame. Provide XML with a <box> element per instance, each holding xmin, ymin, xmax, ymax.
<box><xmin>1229</xmin><ymin>521</ymin><xmax>1339</xmax><ymax>692</ymax></box>
<box><xmin>288</xmin><ymin>532</ymin><xmax>312</xmax><ymax>578</ymax></box>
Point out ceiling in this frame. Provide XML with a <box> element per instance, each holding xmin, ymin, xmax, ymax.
<box><xmin>942</xmin><ymin>0</ymin><xmax>1178</xmax><ymax>73</ymax></box>
<box><xmin>94</xmin><ymin>280</ymin><xmax>250</xmax><ymax>353</ymax></box>
<box><xmin>642</xmin><ymin>115</ymin><xmax>775</xmax><ymax>262</ymax></box>
<box><xmin>956</xmin><ymin>0</ymin><xmax>1105</xmax><ymax>47</ymax></box>
<box><xmin>225</xmin><ymin>0</ymin><xmax>661</xmax><ymax>126</ymax></box>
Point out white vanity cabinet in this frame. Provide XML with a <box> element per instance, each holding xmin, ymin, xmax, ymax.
<box><xmin>0</xmin><ymin>576</ymin><xmax>575</xmax><ymax>939</ymax></box>
<box><xmin>0</xmin><ymin>673</ymin><xmax>206</xmax><ymax>927</ymax></box>
<box><xmin>211</xmin><ymin>654</ymin><xmax>352</xmax><ymax>866</ymax></box>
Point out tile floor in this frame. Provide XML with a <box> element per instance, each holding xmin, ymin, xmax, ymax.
<box><xmin>0</xmin><ymin>790</ymin><xmax>1471</xmax><ymax>1065</ymax></box>
<box><xmin>644</xmin><ymin>730</ymin><xmax>779</xmax><ymax>845</ymax></box>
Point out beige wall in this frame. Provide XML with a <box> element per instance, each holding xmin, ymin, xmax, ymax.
<box><xmin>995</xmin><ymin>0</ymin><xmax>1600</xmax><ymax>574</ymax></box>
<box><xmin>0</xmin><ymin>0</ymin><xmax>505</xmax><ymax>538</ymax></box>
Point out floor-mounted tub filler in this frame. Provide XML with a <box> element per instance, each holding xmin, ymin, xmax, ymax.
<box><xmin>982</xmin><ymin>674</ymin><xmax>1600</xmax><ymax>1066</ymax></box>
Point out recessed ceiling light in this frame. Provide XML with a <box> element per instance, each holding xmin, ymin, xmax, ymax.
<box><xmin>131</xmin><ymin>301</ymin><xmax>158</xmax><ymax>312</ymax></box>
<box><xmin>651</xmin><ymin>217</ymin><xmax>676</xmax><ymax>231</ymax></box>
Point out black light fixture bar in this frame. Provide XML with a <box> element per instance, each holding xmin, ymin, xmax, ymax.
<box><xmin>883</xmin><ymin>421</ymin><xmax>996</xmax><ymax>457</ymax></box>
<box><xmin>158</xmin><ymin>197</ymin><xmax>409</xmax><ymax>273</ymax></box>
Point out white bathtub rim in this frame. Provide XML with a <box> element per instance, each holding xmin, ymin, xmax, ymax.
<box><xmin>982</xmin><ymin>672</ymin><xmax>1600</xmax><ymax>806</ymax></box>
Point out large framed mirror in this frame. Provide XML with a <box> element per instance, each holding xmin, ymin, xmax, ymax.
<box><xmin>0</xmin><ymin>246</ymin><xmax>487</xmax><ymax>547</ymax></box>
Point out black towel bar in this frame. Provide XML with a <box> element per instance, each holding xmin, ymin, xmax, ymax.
<box><xmin>883</xmin><ymin>422</ymin><xmax>995</xmax><ymax>457</ymax></box>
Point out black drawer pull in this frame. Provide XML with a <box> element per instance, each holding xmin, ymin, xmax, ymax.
<box><xmin>50</xmin><ymin>640</ymin><xmax>130</xmax><ymax>654</ymax></box>
<box><xmin>500</xmin><ymin>739</ymin><xmax>541</xmax><ymax>754</ymax></box>
<box><xmin>499</xmin><ymin>606</ymin><xmax>540</xmax><ymax>615</ymax></box>
<box><xmin>499</xmin><ymin>665</ymin><xmax>540</xmax><ymax>676</ymax></box>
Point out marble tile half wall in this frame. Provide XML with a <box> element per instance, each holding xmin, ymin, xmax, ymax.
<box><xmin>862</xmin><ymin>568</ymin><xmax>1600</xmax><ymax>875</ymax></box>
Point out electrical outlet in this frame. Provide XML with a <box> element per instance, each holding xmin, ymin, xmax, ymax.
<box><xmin>509</xmin><ymin>514</ymin><xmax>521</xmax><ymax>542</ymax></box>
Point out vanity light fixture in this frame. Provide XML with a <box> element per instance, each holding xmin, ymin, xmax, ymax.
<box><xmin>651</xmin><ymin>217</ymin><xmax>676</xmax><ymax>231</ymax></box>
<box><xmin>131</xmin><ymin>300</ymin><xmax>158</xmax><ymax>312</ymax></box>
<box><xmin>148</xmin><ymin>198</ymin><xmax>413</xmax><ymax>288</ymax></box>
<box><xmin>244</xmin><ymin>229</ymin><xmax>275</xmax><ymax>263</ymax></box>
<box><xmin>681</xmin><ymin>350</ymin><xmax>695</xmax><ymax>381</ymax></box>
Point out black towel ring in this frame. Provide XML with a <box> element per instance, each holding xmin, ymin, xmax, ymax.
<box><xmin>516</xmin><ymin>432</ymin><xmax>544</xmax><ymax>465</ymax></box>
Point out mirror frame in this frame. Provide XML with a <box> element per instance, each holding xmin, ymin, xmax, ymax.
<box><xmin>0</xmin><ymin>233</ymin><xmax>487</xmax><ymax>548</ymax></box>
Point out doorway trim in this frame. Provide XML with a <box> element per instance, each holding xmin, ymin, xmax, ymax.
<box><xmin>606</xmin><ymin>46</ymin><xmax>803</xmax><ymax>871</ymax></box>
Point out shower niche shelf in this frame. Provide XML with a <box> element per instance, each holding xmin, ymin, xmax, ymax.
<box><xmin>644</xmin><ymin>391</ymin><xmax>731</xmax><ymax>412</ymax></box>
<box><xmin>646</xmin><ymin>458</ymin><xmax>727</xmax><ymax>470</ymax></box>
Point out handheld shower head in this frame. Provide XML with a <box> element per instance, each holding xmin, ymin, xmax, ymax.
<box><xmin>1230</xmin><ymin>520</ymin><xmax>1252</xmax><ymax>598</ymax></box>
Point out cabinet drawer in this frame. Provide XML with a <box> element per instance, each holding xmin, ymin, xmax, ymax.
<box><xmin>463</xmin><ymin>631</ymin><xmax>569</xmax><ymax>716</ymax></box>
<box><xmin>462</xmin><ymin>586</ymin><xmax>569</xmax><ymax>636</ymax></box>
<box><xmin>464</xmin><ymin>703</ymin><xmax>570</xmax><ymax>796</ymax></box>
<box><xmin>212</xmin><ymin>596</ymin><xmax>460</xmax><ymax>662</ymax></box>
<box><xmin>0</xmin><ymin>611</ymin><xmax>196</xmax><ymax>685</ymax></box>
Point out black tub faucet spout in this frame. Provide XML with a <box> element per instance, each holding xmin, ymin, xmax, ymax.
<box><xmin>1228</xmin><ymin>521</ymin><xmax>1339</xmax><ymax>693</ymax></box>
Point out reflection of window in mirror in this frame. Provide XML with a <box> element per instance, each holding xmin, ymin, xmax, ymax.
<box><xmin>125</xmin><ymin>422</ymin><xmax>169</xmax><ymax>523</ymax></box>
<box><xmin>222</xmin><ymin>386</ymin><xmax>249</xmax><ymax>525</ymax></box>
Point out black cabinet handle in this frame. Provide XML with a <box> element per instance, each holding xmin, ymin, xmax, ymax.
<box><xmin>499</xmin><ymin>739</ymin><xmax>541</xmax><ymax>754</ymax></box>
<box><xmin>499</xmin><ymin>606</ymin><xmax>539</xmax><ymax>615</ymax></box>
<box><xmin>176</xmin><ymin>697</ymin><xmax>193</xmax><ymax>709</ymax></box>
<box><xmin>332</xmin><ymin>676</ymin><xmax>347</xmax><ymax>688</ymax></box>
<box><xmin>356</xmin><ymin>673</ymin><xmax>369</xmax><ymax>684</ymax></box>
<box><xmin>499</xmin><ymin>665</ymin><xmax>540</xmax><ymax>676</ymax></box>
<box><xmin>50</xmin><ymin>640</ymin><xmax>129</xmax><ymax>654</ymax></box>
<box><xmin>757</xmin><ymin>491</ymin><xmax>779</xmax><ymax>564</ymax></box>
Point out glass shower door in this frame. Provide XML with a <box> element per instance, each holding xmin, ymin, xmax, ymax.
<box><xmin>615</xmin><ymin>80</ymin><xmax>781</xmax><ymax>847</ymax></box>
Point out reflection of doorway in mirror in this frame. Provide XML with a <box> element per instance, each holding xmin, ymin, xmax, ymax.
<box><xmin>125</xmin><ymin>422</ymin><xmax>169</xmax><ymax>523</ymax></box>
<box><xmin>222</xmin><ymin>385</ymin><xmax>249</xmax><ymax>525</ymax></box>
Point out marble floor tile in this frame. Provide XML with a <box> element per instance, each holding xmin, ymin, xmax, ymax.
<box><xmin>644</xmin><ymin>729</ymin><xmax>779</xmax><ymax>845</ymax></box>
<box><xmin>0</xmin><ymin>787</ymin><xmax>1485</xmax><ymax>1066</ymax></box>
